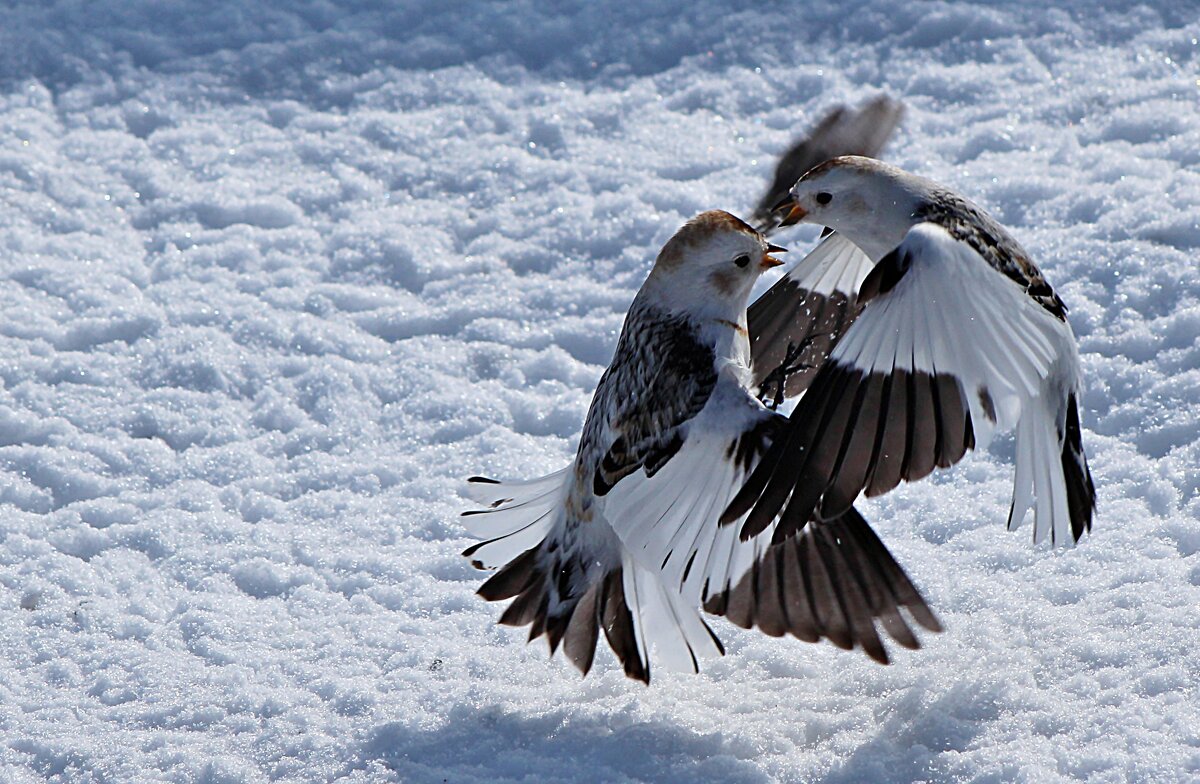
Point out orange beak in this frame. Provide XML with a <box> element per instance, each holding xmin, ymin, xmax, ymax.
<box><xmin>777</xmin><ymin>202</ymin><xmax>807</xmax><ymax>227</ymax></box>
<box><xmin>761</xmin><ymin>241</ymin><xmax>786</xmax><ymax>269</ymax></box>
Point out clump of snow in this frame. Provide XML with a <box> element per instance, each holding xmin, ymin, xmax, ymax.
<box><xmin>0</xmin><ymin>1</ymin><xmax>1198</xmax><ymax>782</ymax></box>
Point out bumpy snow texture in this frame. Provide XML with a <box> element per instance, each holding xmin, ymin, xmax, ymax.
<box><xmin>0</xmin><ymin>2</ymin><xmax>1198</xmax><ymax>782</ymax></box>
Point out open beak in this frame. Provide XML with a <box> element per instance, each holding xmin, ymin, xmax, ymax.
<box><xmin>761</xmin><ymin>241</ymin><xmax>787</xmax><ymax>269</ymax></box>
<box><xmin>761</xmin><ymin>253</ymin><xmax>785</xmax><ymax>270</ymax></box>
<box><xmin>771</xmin><ymin>194</ymin><xmax>807</xmax><ymax>227</ymax></box>
<box><xmin>779</xmin><ymin>203</ymin><xmax>807</xmax><ymax>227</ymax></box>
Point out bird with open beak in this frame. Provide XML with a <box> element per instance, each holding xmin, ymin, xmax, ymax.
<box><xmin>460</xmin><ymin>209</ymin><xmax>938</xmax><ymax>683</ymax></box>
<box><xmin>726</xmin><ymin>155</ymin><xmax>1095</xmax><ymax>553</ymax></box>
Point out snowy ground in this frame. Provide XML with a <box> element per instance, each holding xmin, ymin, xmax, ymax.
<box><xmin>0</xmin><ymin>1</ymin><xmax>1198</xmax><ymax>781</ymax></box>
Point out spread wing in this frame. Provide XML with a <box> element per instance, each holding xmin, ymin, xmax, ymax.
<box><xmin>725</xmin><ymin>222</ymin><xmax>1095</xmax><ymax>547</ymax></box>
<box><xmin>753</xmin><ymin>96</ymin><xmax>904</xmax><ymax>232</ymax></box>
<box><xmin>748</xmin><ymin>231</ymin><xmax>875</xmax><ymax>404</ymax></box>
<box><xmin>601</xmin><ymin>381</ymin><xmax>940</xmax><ymax>663</ymax></box>
<box><xmin>703</xmin><ymin>505</ymin><xmax>941</xmax><ymax>664</ymax></box>
<box><xmin>745</xmin><ymin>96</ymin><xmax>903</xmax><ymax>404</ymax></box>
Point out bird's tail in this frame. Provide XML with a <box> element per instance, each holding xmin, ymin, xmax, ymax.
<box><xmin>1008</xmin><ymin>387</ymin><xmax>1095</xmax><ymax>546</ymax></box>
<box><xmin>461</xmin><ymin>470</ymin><xmax>723</xmax><ymax>684</ymax></box>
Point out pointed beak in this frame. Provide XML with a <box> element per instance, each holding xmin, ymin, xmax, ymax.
<box><xmin>772</xmin><ymin>194</ymin><xmax>807</xmax><ymax>227</ymax></box>
<box><xmin>777</xmin><ymin>201</ymin><xmax>807</xmax><ymax>227</ymax></box>
<box><xmin>761</xmin><ymin>241</ymin><xmax>786</xmax><ymax>269</ymax></box>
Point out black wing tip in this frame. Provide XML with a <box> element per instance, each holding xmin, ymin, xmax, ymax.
<box><xmin>598</xmin><ymin>569</ymin><xmax>651</xmax><ymax>685</ymax></box>
<box><xmin>865</xmin><ymin>645</ymin><xmax>891</xmax><ymax>665</ymax></box>
<box><xmin>914</xmin><ymin>608</ymin><xmax>945</xmax><ymax>634</ymax></box>
<box><xmin>718</xmin><ymin>502</ymin><xmax>744</xmax><ymax>527</ymax></box>
<box><xmin>1062</xmin><ymin>393</ymin><xmax>1097</xmax><ymax>543</ymax></box>
<box><xmin>706</xmin><ymin>621</ymin><xmax>727</xmax><ymax>657</ymax></box>
<box><xmin>467</xmin><ymin>475</ymin><xmax>500</xmax><ymax>484</ymax></box>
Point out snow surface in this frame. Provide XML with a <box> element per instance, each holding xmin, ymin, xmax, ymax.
<box><xmin>0</xmin><ymin>1</ymin><xmax>1198</xmax><ymax>781</ymax></box>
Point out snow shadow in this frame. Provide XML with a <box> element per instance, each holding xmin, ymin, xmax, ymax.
<box><xmin>358</xmin><ymin>704</ymin><xmax>770</xmax><ymax>784</ymax></box>
<box><xmin>0</xmin><ymin>0</ymin><xmax>752</xmax><ymax>100</ymax></box>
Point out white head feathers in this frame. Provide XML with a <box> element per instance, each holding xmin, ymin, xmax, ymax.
<box><xmin>786</xmin><ymin>156</ymin><xmax>929</xmax><ymax>261</ymax></box>
<box><xmin>645</xmin><ymin>210</ymin><xmax>784</xmax><ymax>319</ymax></box>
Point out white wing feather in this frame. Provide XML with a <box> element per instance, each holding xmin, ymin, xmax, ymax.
<box><xmin>602</xmin><ymin>379</ymin><xmax>778</xmax><ymax>606</ymax></box>
<box><xmin>830</xmin><ymin>222</ymin><xmax>1083</xmax><ymax>544</ymax></box>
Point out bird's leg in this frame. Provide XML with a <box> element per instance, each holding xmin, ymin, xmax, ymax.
<box><xmin>760</xmin><ymin>340</ymin><xmax>811</xmax><ymax>410</ymax></box>
<box><xmin>758</xmin><ymin>331</ymin><xmax>832</xmax><ymax>410</ymax></box>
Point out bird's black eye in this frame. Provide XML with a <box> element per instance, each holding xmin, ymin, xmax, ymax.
<box><xmin>815</xmin><ymin>191</ymin><xmax>833</xmax><ymax>205</ymax></box>
<box><xmin>733</xmin><ymin>254</ymin><xmax>751</xmax><ymax>268</ymax></box>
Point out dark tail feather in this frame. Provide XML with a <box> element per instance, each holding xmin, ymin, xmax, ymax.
<box><xmin>1061</xmin><ymin>393</ymin><xmax>1096</xmax><ymax>542</ymax></box>
<box><xmin>477</xmin><ymin>545</ymin><xmax>541</xmax><ymax>600</ymax></box>
<box><xmin>462</xmin><ymin>468</ymin><xmax>656</xmax><ymax>679</ymax></box>
<box><xmin>704</xmin><ymin>505</ymin><xmax>940</xmax><ymax>664</ymax></box>
<box><xmin>599</xmin><ymin>569</ymin><xmax>650</xmax><ymax>684</ymax></box>
<box><xmin>474</xmin><ymin>542</ymin><xmax>650</xmax><ymax>684</ymax></box>
<box><xmin>562</xmin><ymin>583</ymin><xmax>602</xmax><ymax>676</ymax></box>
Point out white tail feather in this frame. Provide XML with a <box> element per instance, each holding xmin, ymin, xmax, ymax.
<box><xmin>462</xmin><ymin>467</ymin><xmax>569</xmax><ymax>505</ymax></box>
<box><xmin>461</xmin><ymin>468</ymin><xmax>570</xmax><ymax>568</ymax></box>
<box><xmin>622</xmin><ymin>548</ymin><xmax>722</xmax><ymax>674</ymax></box>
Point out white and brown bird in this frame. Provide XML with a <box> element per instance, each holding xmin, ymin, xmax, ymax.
<box><xmin>462</xmin><ymin>210</ymin><xmax>939</xmax><ymax>683</ymax></box>
<box><xmin>746</xmin><ymin>96</ymin><xmax>905</xmax><ymax>406</ymax></box>
<box><xmin>724</xmin><ymin>156</ymin><xmax>1096</xmax><ymax>552</ymax></box>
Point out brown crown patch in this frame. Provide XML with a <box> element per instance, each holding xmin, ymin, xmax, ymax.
<box><xmin>655</xmin><ymin>210</ymin><xmax>760</xmax><ymax>270</ymax></box>
<box><xmin>798</xmin><ymin>155</ymin><xmax>889</xmax><ymax>182</ymax></box>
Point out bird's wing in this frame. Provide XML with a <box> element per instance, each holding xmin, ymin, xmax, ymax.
<box><xmin>601</xmin><ymin>380</ymin><xmax>939</xmax><ymax>663</ymax></box>
<box><xmin>461</xmin><ymin>305</ymin><xmax>730</xmax><ymax>684</ymax></box>
<box><xmin>725</xmin><ymin>222</ymin><xmax>1094</xmax><ymax>547</ymax></box>
<box><xmin>753</xmin><ymin>96</ymin><xmax>904</xmax><ymax>233</ymax></box>
<box><xmin>748</xmin><ymin>231</ymin><xmax>875</xmax><ymax>404</ymax></box>
<box><xmin>702</xmin><ymin>504</ymin><xmax>941</xmax><ymax>663</ymax></box>
<box><xmin>590</xmin><ymin>309</ymin><xmax>719</xmax><ymax>497</ymax></box>
<box><xmin>747</xmin><ymin>96</ymin><xmax>902</xmax><ymax>402</ymax></box>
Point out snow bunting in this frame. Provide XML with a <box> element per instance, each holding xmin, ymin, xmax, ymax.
<box><xmin>725</xmin><ymin>156</ymin><xmax>1096</xmax><ymax>549</ymax></box>
<box><xmin>752</xmin><ymin>95</ymin><xmax>904</xmax><ymax>233</ymax></box>
<box><xmin>462</xmin><ymin>211</ymin><xmax>939</xmax><ymax>683</ymax></box>
<box><xmin>747</xmin><ymin>96</ymin><xmax>902</xmax><ymax>406</ymax></box>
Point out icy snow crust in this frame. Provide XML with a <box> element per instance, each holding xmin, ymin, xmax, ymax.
<box><xmin>0</xmin><ymin>1</ymin><xmax>1197</xmax><ymax>781</ymax></box>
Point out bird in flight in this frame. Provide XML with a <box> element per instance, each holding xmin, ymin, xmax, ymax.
<box><xmin>461</xmin><ymin>98</ymin><xmax>944</xmax><ymax>683</ymax></box>
<box><xmin>461</xmin><ymin>208</ymin><xmax>938</xmax><ymax>683</ymax></box>
<box><xmin>460</xmin><ymin>98</ymin><xmax>1094</xmax><ymax>683</ymax></box>
<box><xmin>725</xmin><ymin>156</ymin><xmax>1095</xmax><ymax>553</ymax></box>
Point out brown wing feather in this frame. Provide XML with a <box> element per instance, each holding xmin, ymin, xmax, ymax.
<box><xmin>704</xmin><ymin>506</ymin><xmax>940</xmax><ymax>664</ymax></box>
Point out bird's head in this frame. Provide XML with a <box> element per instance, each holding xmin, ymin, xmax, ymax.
<box><xmin>774</xmin><ymin>155</ymin><xmax>923</xmax><ymax>261</ymax></box>
<box><xmin>647</xmin><ymin>210</ymin><xmax>784</xmax><ymax>317</ymax></box>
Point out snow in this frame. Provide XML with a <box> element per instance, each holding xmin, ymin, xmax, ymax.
<box><xmin>0</xmin><ymin>1</ymin><xmax>1198</xmax><ymax>781</ymax></box>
